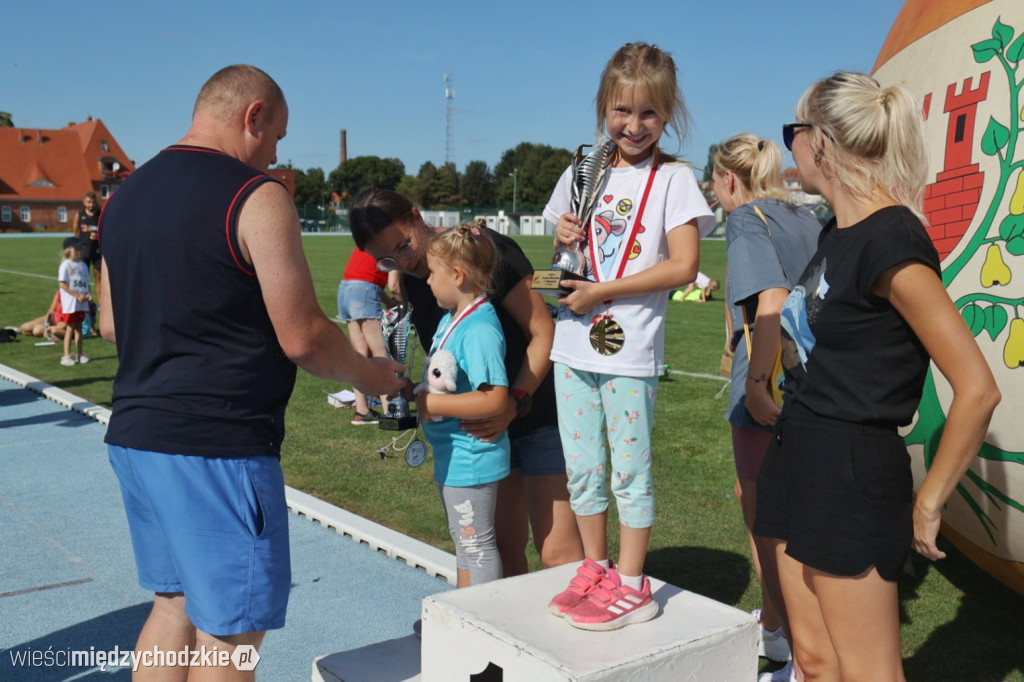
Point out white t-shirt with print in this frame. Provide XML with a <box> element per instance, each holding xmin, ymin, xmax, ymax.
<box><xmin>58</xmin><ymin>259</ymin><xmax>91</xmax><ymax>313</ymax></box>
<box><xmin>543</xmin><ymin>156</ymin><xmax>714</xmax><ymax>376</ymax></box>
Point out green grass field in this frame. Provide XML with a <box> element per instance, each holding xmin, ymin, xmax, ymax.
<box><xmin>1</xmin><ymin>234</ymin><xmax>1021</xmax><ymax>680</ymax></box>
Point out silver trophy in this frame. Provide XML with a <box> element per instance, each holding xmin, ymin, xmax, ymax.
<box><xmin>533</xmin><ymin>141</ymin><xmax>614</xmax><ymax>296</ymax></box>
<box><xmin>379</xmin><ymin>303</ymin><xmax>418</xmax><ymax>431</ymax></box>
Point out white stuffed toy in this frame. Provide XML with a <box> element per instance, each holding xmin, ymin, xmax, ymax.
<box><xmin>414</xmin><ymin>349</ymin><xmax>458</xmax><ymax>422</ymax></box>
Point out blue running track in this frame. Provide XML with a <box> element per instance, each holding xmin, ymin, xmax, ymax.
<box><xmin>0</xmin><ymin>370</ymin><xmax>453</xmax><ymax>681</ymax></box>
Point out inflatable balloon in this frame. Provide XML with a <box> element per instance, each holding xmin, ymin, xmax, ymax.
<box><xmin>874</xmin><ymin>0</ymin><xmax>1024</xmax><ymax>596</ymax></box>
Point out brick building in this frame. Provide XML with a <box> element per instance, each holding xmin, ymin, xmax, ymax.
<box><xmin>0</xmin><ymin>118</ymin><xmax>135</xmax><ymax>232</ymax></box>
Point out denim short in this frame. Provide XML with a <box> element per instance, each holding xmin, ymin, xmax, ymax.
<box><xmin>108</xmin><ymin>446</ymin><xmax>291</xmax><ymax>634</ymax></box>
<box><xmin>337</xmin><ymin>280</ymin><xmax>384</xmax><ymax>322</ymax></box>
<box><xmin>510</xmin><ymin>426</ymin><xmax>567</xmax><ymax>476</ymax></box>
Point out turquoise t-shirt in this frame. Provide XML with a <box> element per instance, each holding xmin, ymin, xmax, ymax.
<box><xmin>422</xmin><ymin>301</ymin><xmax>510</xmax><ymax>486</ymax></box>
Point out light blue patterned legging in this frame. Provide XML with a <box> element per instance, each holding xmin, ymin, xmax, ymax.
<box><xmin>553</xmin><ymin>363</ymin><xmax>658</xmax><ymax>529</ymax></box>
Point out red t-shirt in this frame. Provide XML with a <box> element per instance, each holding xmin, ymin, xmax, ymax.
<box><xmin>342</xmin><ymin>247</ymin><xmax>388</xmax><ymax>287</ymax></box>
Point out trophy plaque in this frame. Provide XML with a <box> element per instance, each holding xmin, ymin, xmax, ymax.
<box><xmin>532</xmin><ymin>141</ymin><xmax>614</xmax><ymax>297</ymax></box>
<box><xmin>379</xmin><ymin>303</ymin><xmax>419</xmax><ymax>431</ymax></box>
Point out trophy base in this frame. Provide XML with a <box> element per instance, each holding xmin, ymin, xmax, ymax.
<box><xmin>531</xmin><ymin>269</ymin><xmax>587</xmax><ymax>297</ymax></box>
<box><xmin>379</xmin><ymin>415</ymin><xmax>418</xmax><ymax>431</ymax></box>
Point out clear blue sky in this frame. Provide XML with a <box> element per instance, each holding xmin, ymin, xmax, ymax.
<box><xmin>4</xmin><ymin>0</ymin><xmax>903</xmax><ymax>177</ymax></box>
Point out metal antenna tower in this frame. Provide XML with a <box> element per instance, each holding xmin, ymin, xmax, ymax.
<box><xmin>444</xmin><ymin>73</ymin><xmax>454</xmax><ymax>166</ymax></box>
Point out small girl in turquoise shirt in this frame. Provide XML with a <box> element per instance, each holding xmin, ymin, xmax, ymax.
<box><xmin>415</xmin><ymin>221</ymin><xmax>509</xmax><ymax>587</ymax></box>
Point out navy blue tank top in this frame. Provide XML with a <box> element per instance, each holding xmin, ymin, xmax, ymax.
<box><xmin>100</xmin><ymin>146</ymin><xmax>297</xmax><ymax>457</ymax></box>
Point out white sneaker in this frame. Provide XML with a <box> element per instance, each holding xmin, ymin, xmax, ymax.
<box><xmin>758</xmin><ymin>660</ymin><xmax>796</xmax><ymax>682</ymax></box>
<box><xmin>60</xmin><ymin>356</ymin><xmax>76</xmax><ymax>366</ymax></box>
<box><xmin>752</xmin><ymin>608</ymin><xmax>791</xmax><ymax>662</ymax></box>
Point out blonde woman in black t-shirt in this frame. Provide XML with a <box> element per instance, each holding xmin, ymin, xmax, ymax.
<box><xmin>754</xmin><ymin>72</ymin><xmax>999</xmax><ymax>682</ymax></box>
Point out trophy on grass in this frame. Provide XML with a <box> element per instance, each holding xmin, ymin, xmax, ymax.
<box><xmin>532</xmin><ymin>140</ymin><xmax>614</xmax><ymax>297</ymax></box>
<box><xmin>379</xmin><ymin>303</ymin><xmax>419</xmax><ymax>432</ymax></box>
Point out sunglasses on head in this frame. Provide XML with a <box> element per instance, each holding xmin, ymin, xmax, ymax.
<box><xmin>782</xmin><ymin>123</ymin><xmax>813</xmax><ymax>151</ymax></box>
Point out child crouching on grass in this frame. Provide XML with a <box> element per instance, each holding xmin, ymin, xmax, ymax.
<box><xmin>414</xmin><ymin>221</ymin><xmax>509</xmax><ymax>588</ymax></box>
<box><xmin>57</xmin><ymin>241</ymin><xmax>92</xmax><ymax>366</ymax></box>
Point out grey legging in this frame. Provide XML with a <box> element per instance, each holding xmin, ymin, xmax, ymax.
<box><xmin>438</xmin><ymin>482</ymin><xmax>502</xmax><ymax>585</ymax></box>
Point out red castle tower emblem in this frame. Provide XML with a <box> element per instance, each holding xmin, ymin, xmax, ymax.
<box><xmin>922</xmin><ymin>72</ymin><xmax>990</xmax><ymax>259</ymax></box>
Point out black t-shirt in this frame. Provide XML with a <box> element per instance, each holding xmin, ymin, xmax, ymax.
<box><xmin>403</xmin><ymin>227</ymin><xmax>556</xmax><ymax>440</ymax></box>
<box><xmin>779</xmin><ymin>206</ymin><xmax>941</xmax><ymax>426</ymax></box>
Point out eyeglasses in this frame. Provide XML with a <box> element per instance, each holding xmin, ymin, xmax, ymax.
<box><xmin>782</xmin><ymin>123</ymin><xmax>813</xmax><ymax>151</ymax></box>
<box><xmin>375</xmin><ymin>240</ymin><xmax>416</xmax><ymax>272</ymax></box>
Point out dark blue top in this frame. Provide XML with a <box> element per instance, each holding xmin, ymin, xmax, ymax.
<box><xmin>100</xmin><ymin>145</ymin><xmax>297</xmax><ymax>457</ymax></box>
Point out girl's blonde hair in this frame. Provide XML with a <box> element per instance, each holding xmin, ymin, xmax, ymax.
<box><xmin>596</xmin><ymin>43</ymin><xmax>690</xmax><ymax>161</ymax></box>
<box><xmin>426</xmin><ymin>220</ymin><xmax>496</xmax><ymax>295</ymax></box>
<box><xmin>796</xmin><ymin>71</ymin><xmax>928</xmax><ymax>221</ymax></box>
<box><xmin>62</xmin><ymin>245</ymin><xmax>80</xmax><ymax>261</ymax></box>
<box><xmin>714</xmin><ymin>133</ymin><xmax>792</xmax><ymax>203</ymax></box>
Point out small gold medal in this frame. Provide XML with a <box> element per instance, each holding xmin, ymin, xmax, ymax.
<box><xmin>589</xmin><ymin>317</ymin><xmax>625</xmax><ymax>355</ymax></box>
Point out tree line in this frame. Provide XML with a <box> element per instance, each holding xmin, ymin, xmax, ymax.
<box><xmin>282</xmin><ymin>142</ymin><xmax>572</xmax><ymax>213</ymax></box>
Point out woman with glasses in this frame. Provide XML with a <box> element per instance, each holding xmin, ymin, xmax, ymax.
<box><xmin>350</xmin><ymin>188</ymin><xmax>585</xmax><ymax>579</ymax></box>
<box><xmin>712</xmin><ymin>133</ymin><xmax>821</xmax><ymax>682</ymax></box>
<box><xmin>756</xmin><ymin>72</ymin><xmax>999</xmax><ymax>681</ymax></box>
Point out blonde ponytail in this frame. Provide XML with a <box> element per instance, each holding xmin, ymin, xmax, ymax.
<box><xmin>796</xmin><ymin>72</ymin><xmax>928</xmax><ymax>222</ymax></box>
<box><xmin>714</xmin><ymin>133</ymin><xmax>791</xmax><ymax>202</ymax></box>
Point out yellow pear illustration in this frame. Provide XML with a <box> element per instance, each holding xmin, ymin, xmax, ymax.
<box><xmin>981</xmin><ymin>244</ymin><xmax>1012</xmax><ymax>286</ymax></box>
<box><xmin>1010</xmin><ymin>171</ymin><xmax>1024</xmax><ymax>215</ymax></box>
<box><xmin>1003</xmin><ymin>318</ymin><xmax>1024</xmax><ymax>368</ymax></box>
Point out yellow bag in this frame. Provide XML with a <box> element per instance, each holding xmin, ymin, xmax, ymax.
<box><xmin>720</xmin><ymin>348</ymin><xmax>734</xmax><ymax>378</ymax></box>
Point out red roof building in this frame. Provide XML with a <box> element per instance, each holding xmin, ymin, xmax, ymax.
<box><xmin>0</xmin><ymin>118</ymin><xmax>135</xmax><ymax>232</ymax></box>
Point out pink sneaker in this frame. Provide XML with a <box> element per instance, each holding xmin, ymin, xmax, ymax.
<box><xmin>566</xmin><ymin>569</ymin><xmax>658</xmax><ymax>631</ymax></box>
<box><xmin>547</xmin><ymin>559</ymin><xmax>609</xmax><ymax>617</ymax></box>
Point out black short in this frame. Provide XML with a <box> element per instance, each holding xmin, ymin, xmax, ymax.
<box><xmin>754</xmin><ymin>409</ymin><xmax>913</xmax><ymax>582</ymax></box>
<box><xmin>79</xmin><ymin>238</ymin><xmax>101</xmax><ymax>269</ymax></box>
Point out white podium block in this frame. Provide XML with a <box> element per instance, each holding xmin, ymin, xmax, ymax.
<box><xmin>421</xmin><ymin>563</ymin><xmax>757</xmax><ymax>682</ymax></box>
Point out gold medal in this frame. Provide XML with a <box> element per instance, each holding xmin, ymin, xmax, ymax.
<box><xmin>589</xmin><ymin>317</ymin><xmax>625</xmax><ymax>355</ymax></box>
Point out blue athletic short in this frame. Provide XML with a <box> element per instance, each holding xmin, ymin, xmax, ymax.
<box><xmin>336</xmin><ymin>280</ymin><xmax>383</xmax><ymax>322</ymax></box>
<box><xmin>509</xmin><ymin>426</ymin><xmax>567</xmax><ymax>476</ymax></box>
<box><xmin>108</xmin><ymin>446</ymin><xmax>291</xmax><ymax>635</ymax></box>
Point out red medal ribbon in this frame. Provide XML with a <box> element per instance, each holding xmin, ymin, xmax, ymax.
<box><xmin>587</xmin><ymin>149</ymin><xmax>661</xmax><ymax>305</ymax></box>
<box><xmin>432</xmin><ymin>295</ymin><xmax>489</xmax><ymax>352</ymax></box>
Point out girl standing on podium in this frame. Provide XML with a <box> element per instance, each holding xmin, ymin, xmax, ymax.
<box><xmin>543</xmin><ymin>42</ymin><xmax>713</xmax><ymax>631</ymax></box>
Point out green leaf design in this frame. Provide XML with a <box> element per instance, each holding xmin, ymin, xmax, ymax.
<box><xmin>985</xmin><ymin>304</ymin><xmax>1009</xmax><ymax>341</ymax></box>
<box><xmin>973</xmin><ymin>38</ymin><xmax>1003</xmax><ymax>62</ymax></box>
<box><xmin>962</xmin><ymin>303</ymin><xmax>986</xmax><ymax>336</ymax></box>
<box><xmin>1006</xmin><ymin>235</ymin><xmax>1024</xmax><ymax>256</ymax></box>
<box><xmin>981</xmin><ymin>116</ymin><xmax>1010</xmax><ymax>155</ymax></box>
<box><xmin>1008</xmin><ymin>33</ymin><xmax>1024</xmax><ymax>63</ymax></box>
<box><xmin>998</xmin><ymin>213</ymin><xmax>1024</xmax><ymax>241</ymax></box>
<box><xmin>992</xmin><ymin>18</ymin><xmax>1014</xmax><ymax>47</ymax></box>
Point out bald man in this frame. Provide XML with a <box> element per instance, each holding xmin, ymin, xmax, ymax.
<box><xmin>98</xmin><ymin>65</ymin><xmax>403</xmax><ymax>680</ymax></box>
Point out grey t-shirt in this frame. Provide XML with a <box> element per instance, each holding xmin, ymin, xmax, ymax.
<box><xmin>724</xmin><ymin>198</ymin><xmax>822</xmax><ymax>429</ymax></box>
